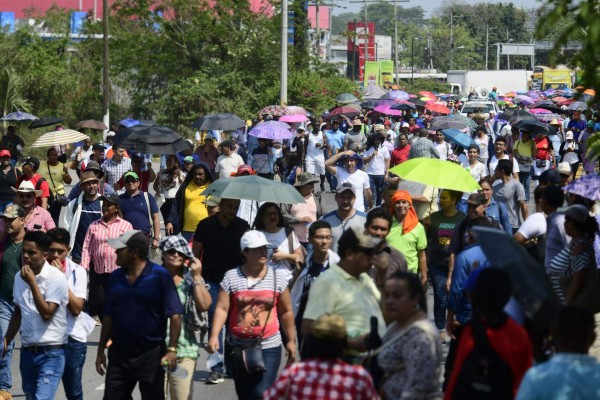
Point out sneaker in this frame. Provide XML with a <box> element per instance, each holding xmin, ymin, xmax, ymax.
<box><xmin>320</xmin><ymin>184</ymin><xmax>325</xmax><ymax>192</ymax></box>
<box><xmin>205</xmin><ymin>371</ymin><xmax>224</xmax><ymax>384</ymax></box>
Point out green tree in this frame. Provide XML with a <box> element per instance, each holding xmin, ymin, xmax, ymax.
<box><xmin>0</xmin><ymin>67</ymin><xmax>32</xmax><ymax>116</ymax></box>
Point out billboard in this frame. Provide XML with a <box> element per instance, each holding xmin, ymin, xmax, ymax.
<box><xmin>379</xmin><ymin>60</ymin><xmax>394</xmax><ymax>87</ymax></box>
<box><xmin>364</xmin><ymin>61</ymin><xmax>380</xmax><ymax>87</ymax></box>
<box><xmin>347</xmin><ymin>21</ymin><xmax>375</xmax><ymax>82</ymax></box>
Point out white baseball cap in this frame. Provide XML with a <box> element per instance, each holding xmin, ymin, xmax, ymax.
<box><xmin>565</xmin><ymin>130</ymin><xmax>574</xmax><ymax>140</ymax></box>
<box><xmin>240</xmin><ymin>230</ymin><xmax>270</xmax><ymax>250</ymax></box>
<box><xmin>557</xmin><ymin>162</ymin><xmax>571</xmax><ymax>175</ymax></box>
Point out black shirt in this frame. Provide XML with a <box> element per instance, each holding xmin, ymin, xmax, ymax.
<box><xmin>193</xmin><ymin>213</ymin><xmax>249</xmax><ymax>283</ymax></box>
<box><xmin>0</xmin><ymin>167</ymin><xmax>20</xmax><ymax>203</ymax></box>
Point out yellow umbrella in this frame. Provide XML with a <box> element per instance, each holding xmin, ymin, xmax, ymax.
<box><xmin>31</xmin><ymin>129</ymin><xmax>90</xmax><ymax>148</ymax></box>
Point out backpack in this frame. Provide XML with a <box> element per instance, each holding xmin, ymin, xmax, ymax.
<box><xmin>451</xmin><ymin>320</ymin><xmax>513</xmax><ymax>400</ymax></box>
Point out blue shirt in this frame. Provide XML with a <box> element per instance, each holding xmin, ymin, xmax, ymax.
<box><xmin>104</xmin><ymin>261</ymin><xmax>183</xmax><ymax>350</ymax></box>
<box><xmin>516</xmin><ymin>353</ymin><xmax>600</xmax><ymax>400</ymax></box>
<box><xmin>485</xmin><ymin>199</ymin><xmax>512</xmax><ymax>234</ymax></box>
<box><xmin>448</xmin><ymin>244</ymin><xmax>489</xmax><ymax>324</ymax></box>
<box><xmin>72</xmin><ymin>198</ymin><xmax>102</xmax><ymax>261</ymax></box>
<box><xmin>325</xmin><ymin>130</ymin><xmax>345</xmax><ymax>152</ymax></box>
<box><xmin>119</xmin><ymin>190</ymin><xmax>159</xmax><ymax>235</ymax></box>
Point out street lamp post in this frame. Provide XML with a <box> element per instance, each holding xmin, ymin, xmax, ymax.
<box><xmin>280</xmin><ymin>0</ymin><xmax>288</xmax><ymax>106</ymax></box>
<box><xmin>411</xmin><ymin>37</ymin><xmax>419</xmax><ymax>85</ymax></box>
<box><xmin>102</xmin><ymin>0</ymin><xmax>109</xmax><ymax>130</ymax></box>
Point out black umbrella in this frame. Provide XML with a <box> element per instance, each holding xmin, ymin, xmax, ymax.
<box><xmin>360</xmin><ymin>100</ymin><xmax>377</xmax><ymax>109</ymax></box>
<box><xmin>29</xmin><ymin>117</ymin><xmax>63</xmax><ymax>129</ymax></box>
<box><xmin>497</xmin><ymin>109</ymin><xmax>536</xmax><ymax>124</ymax></box>
<box><xmin>390</xmin><ymin>102</ymin><xmax>416</xmax><ymax>111</ymax></box>
<box><xmin>192</xmin><ymin>113</ymin><xmax>245</xmax><ymax>131</ymax></box>
<box><xmin>514</xmin><ymin>119</ymin><xmax>549</xmax><ymax>135</ymax></box>
<box><xmin>113</xmin><ymin>125</ymin><xmax>186</xmax><ymax>154</ymax></box>
<box><xmin>407</xmin><ymin>98</ymin><xmax>426</xmax><ymax>107</ymax></box>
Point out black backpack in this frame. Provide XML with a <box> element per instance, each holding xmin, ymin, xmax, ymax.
<box><xmin>451</xmin><ymin>319</ymin><xmax>513</xmax><ymax>400</ymax></box>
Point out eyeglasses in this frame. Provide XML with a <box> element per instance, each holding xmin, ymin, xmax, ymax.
<box><xmin>312</xmin><ymin>235</ymin><xmax>332</xmax><ymax>241</ymax></box>
<box><xmin>164</xmin><ymin>249</ymin><xmax>185</xmax><ymax>257</ymax></box>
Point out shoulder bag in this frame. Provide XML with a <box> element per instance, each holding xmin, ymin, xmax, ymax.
<box><xmin>46</xmin><ymin>164</ymin><xmax>69</xmax><ymax>206</ymax></box>
<box><xmin>230</xmin><ymin>268</ymin><xmax>277</xmax><ymax>373</ymax></box>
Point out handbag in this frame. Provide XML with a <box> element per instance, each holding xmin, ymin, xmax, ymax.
<box><xmin>47</xmin><ymin>164</ymin><xmax>69</xmax><ymax>206</ymax></box>
<box><xmin>184</xmin><ymin>276</ymin><xmax>209</xmax><ymax>343</ymax></box>
<box><xmin>230</xmin><ymin>269</ymin><xmax>277</xmax><ymax>374</ymax></box>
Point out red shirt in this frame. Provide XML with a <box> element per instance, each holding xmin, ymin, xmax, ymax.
<box><xmin>444</xmin><ymin>318</ymin><xmax>532</xmax><ymax>399</ymax></box>
<box><xmin>535</xmin><ymin>137</ymin><xmax>552</xmax><ymax>160</ymax></box>
<box><xmin>117</xmin><ymin>170</ymin><xmax>152</xmax><ymax>192</ymax></box>
<box><xmin>17</xmin><ymin>173</ymin><xmax>51</xmax><ymax>208</ymax></box>
<box><xmin>391</xmin><ymin>145</ymin><xmax>411</xmax><ymax>166</ymax></box>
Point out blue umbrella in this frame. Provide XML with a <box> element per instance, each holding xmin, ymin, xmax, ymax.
<box><xmin>1</xmin><ymin>111</ymin><xmax>38</xmax><ymax>121</ymax></box>
<box><xmin>441</xmin><ymin>128</ymin><xmax>476</xmax><ymax>148</ymax></box>
<box><xmin>119</xmin><ymin>118</ymin><xmax>141</xmax><ymax>128</ymax></box>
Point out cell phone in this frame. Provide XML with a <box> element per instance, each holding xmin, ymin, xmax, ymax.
<box><xmin>33</xmin><ymin>224</ymin><xmax>42</xmax><ymax>230</ymax></box>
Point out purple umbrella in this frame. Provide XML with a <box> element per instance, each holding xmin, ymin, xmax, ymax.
<box><xmin>386</xmin><ymin>90</ymin><xmax>410</xmax><ymax>101</ymax></box>
<box><xmin>249</xmin><ymin>121</ymin><xmax>294</xmax><ymax>140</ymax></box>
<box><xmin>279</xmin><ymin>114</ymin><xmax>308</xmax><ymax>123</ymax></box>
<box><xmin>373</xmin><ymin>105</ymin><xmax>403</xmax><ymax>116</ymax></box>
<box><xmin>515</xmin><ymin>95</ymin><xmax>534</xmax><ymax>105</ymax></box>
<box><xmin>563</xmin><ymin>173</ymin><xmax>600</xmax><ymax>201</ymax></box>
<box><xmin>1</xmin><ymin>111</ymin><xmax>38</xmax><ymax>121</ymax></box>
<box><xmin>374</xmin><ymin>99</ymin><xmax>396</xmax><ymax>108</ymax></box>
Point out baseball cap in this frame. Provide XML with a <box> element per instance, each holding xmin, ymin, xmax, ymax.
<box><xmin>539</xmin><ymin>169</ymin><xmax>561</xmax><ymax>186</ymax></box>
<box><xmin>310</xmin><ymin>314</ymin><xmax>347</xmax><ymax>340</ymax></box>
<box><xmin>557</xmin><ymin>162</ymin><xmax>571</xmax><ymax>175</ymax></box>
<box><xmin>123</xmin><ymin>171</ymin><xmax>139</xmax><ymax>181</ymax></box>
<box><xmin>564</xmin><ymin>204</ymin><xmax>590</xmax><ymax>224</ymax></box>
<box><xmin>183</xmin><ymin>156</ymin><xmax>194</xmax><ymax>164</ymax></box>
<box><xmin>466</xmin><ymin>193</ymin><xmax>487</xmax><ymax>206</ymax></box>
<box><xmin>0</xmin><ymin>150</ymin><xmax>11</xmax><ymax>158</ymax></box>
<box><xmin>240</xmin><ymin>230</ymin><xmax>270</xmax><ymax>251</ymax></box>
<box><xmin>402</xmin><ymin>122</ymin><xmax>409</xmax><ymax>128</ymax></box>
<box><xmin>2</xmin><ymin>204</ymin><xmax>25</xmax><ymax>219</ymax></box>
<box><xmin>100</xmin><ymin>193</ymin><xmax>121</xmax><ymax>207</ymax></box>
<box><xmin>108</xmin><ymin>230</ymin><xmax>149</xmax><ymax>253</ymax></box>
<box><xmin>336</xmin><ymin>182</ymin><xmax>356</xmax><ymax>196</ymax></box>
<box><xmin>22</xmin><ymin>156</ymin><xmax>40</xmax><ymax>170</ymax></box>
<box><xmin>565</xmin><ymin>130</ymin><xmax>574</xmax><ymax>140</ymax></box>
<box><xmin>338</xmin><ymin>225</ymin><xmax>383</xmax><ymax>251</ymax></box>
<box><xmin>92</xmin><ymin>143</ymin><xmax>106</xmax><ymax>152</ymax></box>
<box><xmin>105</xmin><ymin>131</ymin><xmax>116</xmax><ymax>138</ymax></box>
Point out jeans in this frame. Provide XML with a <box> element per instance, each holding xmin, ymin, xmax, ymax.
<box><xmin>20</xmin><ymin>347</ymin><xmax>66</xmax><ymax>400</ymax></box>
<box><xmin>518</xmin><ymin>170</ymin><xmax>531</xmax><ymax>202</ymax></box>
<box><xmin>231</xmin><ymin>346</ymin><xmax>281</xmax><ymax>400</ymax></box>
<box><xmin>62</xmin><ymin>338</ymin><xmax>87</xmax><ymax>400</ymax></box>
<box><xmin>428</xmin><ymin>264</ymin><xmax>449</xmax><ymax>331</ymax></box>
<box><xmin>207</xmin><ymin>281</ymin><xmax>225</xmax><ymax>374</ymax></box>
<box><xmin>368</xmin><ymin>174</ymin><xmax>385</xmax><ymax>207</ymax></box>
<box><xmin>0</xmin><ymin>295</ymin><xmax>15</xmax><ymax>391</ymax></box>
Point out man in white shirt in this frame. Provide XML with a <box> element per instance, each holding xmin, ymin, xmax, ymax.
<box><xmin>305</xmin><ymin>127</ymin><xmax>328</xmax><ymax>192</ymax></box>
<box><xmin>325</xmin><ymin>150</ymin><xmax>372</xmax><ymax>211</ymax></box>
<box><xmin>433</xmin><ymin>130</ymin><xmax>453</xmax><ymax>160</ymax></box>
<box><xmin>487</xmin><ymin>136</ymin><xmax>519</xmax><ymax>180</ymax></box>
<box><xmin>215</xmin><ymin>140</ymin><xmax>244</xmax><ymax>179</ymax></box>
<box><xmin>4</xmin><ymin>231</ymin><xmax>69</xmax><ymax>400</ymax></box>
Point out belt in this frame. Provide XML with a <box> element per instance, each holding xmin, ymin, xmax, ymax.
<box><xmin>23</xmin><ymin>344</ymin><xmax>65</xmax><ymax>353</ymax></box>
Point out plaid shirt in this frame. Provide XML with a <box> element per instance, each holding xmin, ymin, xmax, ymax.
<box><xmin>408</xmin><ymin>137</ymin><xmax>440</xmax><ymax>159</ymax></box>
<box><xmin>263</xmin><ymin>359</ymin><xmax>380</xmax><ymax>400</ymax></box>
<box><xmin>81</xmin><ymin>217</ymin><xmax>133</xmax><ymax>274</ymax></box>
<box><xmin>102</xmin><ymin>157</ymin><xmax>132</xmax><ymax>194</ymax></box>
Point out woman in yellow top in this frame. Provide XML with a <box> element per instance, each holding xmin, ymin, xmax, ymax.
<box><xmin>39</xmin><ymin>147</ymin><xmax>72</xmax><ymax>224</ymax></box>
<box><xmin>512</xmin><ymin>130</ymin><xmax>537</xmax><ymax>202</ymax></box>
<box><xmin>165</xmin><ymin>161</ymin><xmax>213</xmax><ymax>241</ymax></box>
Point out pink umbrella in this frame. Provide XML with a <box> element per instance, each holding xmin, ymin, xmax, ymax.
<box><xmin>378</xmin><ymin>106</ymin><xmax>403</xmax><ymax>116</ymax></box>
<box><xmin>529</xmin><ymin>108</ymin><xmax>552</xmax><ymax>114</ymax></box>
<box><xmin>279</xmin><ymin>114</ymin><xmax>308</xmax><ymax>123</ymax></box>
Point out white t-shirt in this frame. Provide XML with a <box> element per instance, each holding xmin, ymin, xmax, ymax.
<box><xmin>461</xmin><ymin>160</ymin><xmax>489</xmax><ymax>182</ymax></box>
<box><xmin>306</xmin><ymin>132</ymin><xmax>325</xmax><ymax>159</ymax></box>
<box><xmin>516</xmin><ymin>212</ymin><xmax>547</xmax><ymax>240</ymax></box>
<box><xmin>434</xmin><ymin>141</ymin><xmax>453</xmax><ymax>160</ymax></box>
<box><xmin>215</xmin><ymin>153</ymin><xmax>245</xmax><ymax>179</ymax></box>
<box><xmin>263</xmin><ymin>228</ymin><xmax>302</xmax><ymax>283</ymax></box>
<box><xmin>488</xmin><ymin>154</ymin><xmax>519</xmax><ymax>177</ymax></box>
<box><xmin>14</xmin><ymin>262</ymin><xmax>69</xmax><ymax>346</ymax></box>
<box><xmin>65</xmin><ymin>258</ymin><xmax>95</xmax><ymax>342</ymax></box>
<box><xmin>364</xmin><ymin>145</ymin><xmax>390</xmax><ymax>175</ymax></box>
<box><xmin>336</xmin><ymin>167</ymin><xmax>370</xmax><ymax>211</ymax></box>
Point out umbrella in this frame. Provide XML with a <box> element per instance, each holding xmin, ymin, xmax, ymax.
<box><xmin>425</xmin><ymin>103</ymin><xmax>451</xmax><ymax>114</ymax></box>
<box><xmin>335</xmin><ymin>93</ymin><xmax>359</xmax><ymax>104</ymax></box>
<box><xmin>441</xmin><ymin>128</ymin><xmax>476</xmax><ymax>148</ymax></box>
<box><xmin>419</xmin><ymin>91</ymin><xmax>437</xmax><ymax>99</ymax></box>
<box><xmin>113</xmin><ymin>124</ymin><xmax>184</xmax><ymax>151</ymax></box>
<box><xmin>279</xmin><ymin>114</ymin><xmax>309</xmax><ymax>123</ymax></box>
<box><xmin>1</xmin><ymin>111</ymin><xmax>38</xmax><ymax>121</ymax></box>
<box><xmin>29</xmin><ymin>117</ymin><xmax>63</xmax><ymax>129</ymax></box>
<box><xmin>551</xmin><ymin>96</ymin><xmax>567</xmax><ymax>103</ymax></box>
<box><xmin>568</xmin><ymin>101</ymin><xmax>588</xmax><ymax>111</ymax></box>
<box><xmin>497</xmin><ymin>109</ymin><xmax>536</xmax><ymax>124</ymax></box>
<box><xmin>430</xmin><ymin>115</ymin><xmax>477</xmax><ymax>131</ymax></box>
<box><xmin>514</xmin><ymin>120</ymin><xmax>549</xmax><ymax>135</ymax></box>
<box><xmin>75</xmin><ymin>120</ymin><xmax>108</xmax><ymax>130</ymax></box>
<box><xmin>534</xmin><ymin>104</ymin><xmax>563</xmax><ymax>114</ymax></box>
<box><xmin>562</xmin><ymin>173</ymin><xmax>600</xmax><ymax>201</ymax></box>
<box><xmin>528</xmin><ymin>108</ymin><xmax>552</xmax><ymax>114</ymax></box>
<box><xmin>534</xmin><ymin>113</ymin><xmax>562</xmax><ymax>123</ymax></box>
<box><xmin>390</xmin><ymin>102</ymin><xmax>416</xmax><ymax>111</ymax></box>
<box><xmin>258</xmin><ymin>105</ymin><xmax>290</xmax><ymax>117</ymax></box>
<box><xmin>514</xmin><ymin>95</ymin><xmax>534</xmax><ymax>105</ymax></box>
<box><xmin>373</xmin><ymin>106</ymin><xmax>403</xmax><ymax>116</ymax></box>
<box><xmin>407</xmin><ymin>98</ymin><xmax>426</xmax><ymax>107</ymax></box>
<box><xmin>248</xmin><ymin>121</ymin><xmax>294</xmax><ymax>140</ymax></box>
<box><xmin>119</xmin><ymin>118</ymin><xmax>141</xmax><ymax>128</ymax></box>
<box><xmin>360</xmin><ymin>100</ymin><xmax>377</xmax><ymax>109</ymax></box>
<box><xmin>327</xmin><ymin>106</ymin><xmax>360</xmax><ymax>119</ymax></box>
<box><xmin>374</xmin><ymin>99</ymin><xmax>396</xmax><ymax>108</ymax></box>
<box><xmin>201</xmin><ymin>175</ymin><xmax>305</xmax><ymax>204</ymax></box>
<box><xmin>192</xmin><ymin>113</ymin><xmax>245</xmax><ymax>131</ymax></box>
<box><xmin>389</xmin><ymin>158</ymin><xmax>481</xmax><ymax>192</ymax></box>
<box><xmin>31</xmin><ymin>129</ymin><xmax>90</xmax><ymax>148</ymax></box>
<box><xmin>123</xmin><ymin>138</ymin><xmax>190</xmax><ymax>155</ymax></box>
<box><xmin>286</xmin><ymin>106</ymin><xmax>308</xmax><ymax>115</ymax></box>
<box><xmin>386</xmin><ymin>90</ymin><xmax>410</xmax><ymax>101</ymax></box>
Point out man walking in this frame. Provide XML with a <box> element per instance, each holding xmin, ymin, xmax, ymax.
<box><xmin>325</xmin><ymin>151</ymin><xmax>372</xmax><ymax>211</ymax></box>
<box><xmin>4</xmin><ymin>231</ymin><xmax>69</xmax><ymax>400</ymax></box>
<box><xmin>320</xmin><ymin>183</ymin><xmax>367</xmax><ymax>252</ymax></box>
<box><xmin>492</xmin><ymin>159</ymin><xmax>528</xmax><ymax>234</ymax></box>
<box><xmin>215</xmin><ymin>141</ymin><xmax>244</xmax><ymax>180</ymax></box>
<box><xmin>96</xmin><ymin>231</ymin><xmax>183</xmax><ymax>400</ymax></box>
<box><xmin>17</xmin><ymin>156</ymin><xmax>51</xmax><ymax>209</ymax></box>
<box><xmin>102</xmin><ymin>146</ymin><xmax>131</xmax><ymax>195</ymax></box>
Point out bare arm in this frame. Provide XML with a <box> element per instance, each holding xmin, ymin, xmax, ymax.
<box><xmin>277</xmin><ymin>288</ymin><xmax>297</xmax><ymax>365</ymax></box>
<box><xmin>325</xmin><ymin>150</ymin><xmax>352</xmax><ymax>175</ymax></box>
<box><xmin>192</xmin><ymin>241</ymin><xmax>204</xmax><ymax>259</ymax></box>
<box><xmin>189</xmin><ymin>258</ymin><xmax>212</xmax><ymax>312</ymax></box>
<box><xmin>96</xmin><ymin>315</ymin><xmax>112</xmax><ymax>375</ymax></box>
<box><xmin>3</xmin><ymin>306</ymin><xmax>21</xmax><ymax>347</ymax></box>
<box><xmin>513</xmin><ymin>232</ymin><xmax>527</xmax><ymax>245</ymax></box>
<box><xmin>446</xmin><ymin>253</ymin><xmax>455</xmax><ymax>292</ymax></box>
<box><xmin>40</xmin><ymin>197</ymin><xmax>49</xmax><ymax>210</ymax></box>
<box><xmin>418</xmin><ymin>249</ymin><xmax>427</xmax><ymax>287</ymax></box>
<box><xmin>519</xmin><ymin>200</ymin><xmax>529</xmax><ymax>220</ymax></box>
<box><xmin>207</xmin><ymin>289</ymin><xmax>230</xmax><ymax>353</ymax></box>
<box><xmin>364</xmin><ymin>188</ymin><xmax>373</xmax><ymax>210</ymax></box>
<box><xmin>67</xmin><ymin>289</ymin><xmax>85</xmax><ymax>317</ymax></box>
<box><xmin>566</xmin><ymin>268</ymin><xmax>588</xmax><ymax>304</ymax></box>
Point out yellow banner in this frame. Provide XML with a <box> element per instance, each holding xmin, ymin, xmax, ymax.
<box><xmin>379</xmin><ymin>60</ymin><xmax>394</xmax><ymax>88</ymax></box>
<box><xmin>364</xmin><ymin>61</ymin><xmax>380</xmax><ymax>87</ymax></box>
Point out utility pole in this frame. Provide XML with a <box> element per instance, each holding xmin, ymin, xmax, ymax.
<box><xmin>485</xmin><ymin>24</ymin><xmax>489</xmax><ymax>70</ymax></box>
<box><xmin>411</xmin><ymin>37</ymin><xmax>415</xmax><ymax>85</ymax></box>
<box><xmin>449</xmin><ymin>12</ymin><xmax>453</xmax><ymax>70</ymax></box>
<box><xmin>394</xmin><ymin>0</ymin><xmax>399</xmax><ymax>84</ymax></box>
<box><xmin>363</xmin><ymin>0</ymin><xmax>368</xmax><ymax>67</ymax></box>
<box><xmin>506</xmin><ymin>28</ymin><xmax>509</xmax><ymax>70</ymax></box>
<box><xmin>102</xmin><ymin>0</ymin><xmax>109</xmax><ymax>131</ymax></box>
<box><xmin>280</xmin><ymin>0</ymin><xmax>288</xmax><ymax>106</ymax></box>
<box><xmin>315</xmin><ymin>3</ymin><xmax>320</xmax><ymax>58</ymax></box>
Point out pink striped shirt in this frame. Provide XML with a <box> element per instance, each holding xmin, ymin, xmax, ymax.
<box><xmin>81</xmin><ymin>217</ymin><xmax>133</xmax><ymax>274</ymax></box>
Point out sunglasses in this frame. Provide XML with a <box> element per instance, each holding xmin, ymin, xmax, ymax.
<box><xmin>164</xmin><ymin>248</ymin><xmax>186</xmax><ymax>257</ymax></box>
<box><xmin>124</xmin><ymin>178</ymin><xmax>139</xmax><ymax>184</ymax></box>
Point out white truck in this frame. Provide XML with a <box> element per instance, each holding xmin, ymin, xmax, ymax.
<box><xmin>447</xmin><ymin>70</ymin><xmax>529</xmax><ymax>98</ymax></box>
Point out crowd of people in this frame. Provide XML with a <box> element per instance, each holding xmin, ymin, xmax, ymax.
<box><xmin>0</xmin><ymin>88</ymin><xmax>597</xmax><ymax>400</ymax></box>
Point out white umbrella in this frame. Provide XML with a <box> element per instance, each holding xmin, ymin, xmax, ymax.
<box><xmin>31</xmin><ymin>129</ymin><xmax>90</xmax><ymax>148</ymax></box>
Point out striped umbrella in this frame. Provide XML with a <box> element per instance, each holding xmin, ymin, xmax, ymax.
<box><xmin>31</xmin><ymin>129</ymin><xmax>90</xmax><ymax>148</ymax></box>
<box><xmin>257</xmin><ymin>105</ymin><xmax>290</xmax><ymax>117</ymax></box>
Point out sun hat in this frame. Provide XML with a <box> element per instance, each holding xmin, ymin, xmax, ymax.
<box><xmin>557</xmin><ymin>162</ymin><xmax>571</xmax><ymax>175</ymax></box>
<box><xmin>80</xmin><ymin>170</ymin><xmax>99</xmax><ymax>184</ymax></box>
<box><xmin>294</xmin><ymin>172</ymin><xmax>319</xmax><ymax>187</ymax></box>
<box><xmin>12</xmin><ymin>180</ymin><xmax>42</xmax><ymax>197</ymax></box>
<box><xmin>159</xmin><ymin>235</ymin><xmax>195</xmax><ymax>259</ymax></box>
<box><xmin>240</xmin><ymin>230</ymin><xmax>270</xmax><ymax>251</ymax></box>
<box><xmin>310</xmin><ymin>314</ymin><xmax>347</xmax><ymax>340</ymax></box>
<box><xmin>337</xmin><ymin>153</ymin><xmax>364</xmax><ymax>169</ymax></box>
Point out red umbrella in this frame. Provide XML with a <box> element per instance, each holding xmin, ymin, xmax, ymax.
<box><xmin>425</xmin><ymin>103</ymin><xmax>451</xmax><ymax>114</ymax></box>
<box><xmin>559</xmin><ymin>99</ymin><xmax>575</xmax><ymax>106</ymax></box>
<box><xmin>419</xmin><ymin>91</ymin><xmax>437</xmax><ymax>99</ymax></box>
<box><xmin>327</xmin><ymin>106</ymin><xmax>360</xmax><ymax>118</ymax></box>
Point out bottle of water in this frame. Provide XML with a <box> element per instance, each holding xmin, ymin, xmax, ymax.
<box><xmin>162</xmin><ymin>361</ymin><xmax>188</xmax><ymax>379</ymax></box>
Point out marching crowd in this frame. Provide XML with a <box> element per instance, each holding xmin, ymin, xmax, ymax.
<box><xmin>0</xmin><ymin>93</ymin><xmax>597</xmax><ymax>400</ymax></box>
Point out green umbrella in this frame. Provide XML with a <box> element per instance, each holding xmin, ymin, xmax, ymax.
<box><xmin>201</xmin><ymin>175</ymin><xmax>305</xmax><ymax>204</ymax></box>
<box><xmin>389</xmin><ymin>158</ymin><xmax>481</xmax><ymax>192</ymax></box>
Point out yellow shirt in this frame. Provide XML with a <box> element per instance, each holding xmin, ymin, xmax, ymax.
<box><xmin>182</xmin><ymin>181</ymin><xmax>208</xmax><ymax>232</ymax></box>
<box><xmin>38</xmin><ymin>161</ymin><xmax>66</xmax><ymax>195</ymax></box>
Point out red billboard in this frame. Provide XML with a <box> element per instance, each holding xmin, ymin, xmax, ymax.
<box><xmin>347</xmin><ymin>21</ymin><xmax>375</xmax><ymax>82</ymax></box>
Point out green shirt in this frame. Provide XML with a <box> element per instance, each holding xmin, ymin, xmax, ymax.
<box><xmin>1</xmin><ymin>240</ymin><xmax>23</xmax><ymax>301</ymax></box>
<box><xmin>165</xmin><ymin>272</ymin><xmax>200</xmax><ymax>359</ymax></box>
<box><xmin>387</xmin><ymin>220</ymin><xmax>427</xmax><ymax>273</ymax></box>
